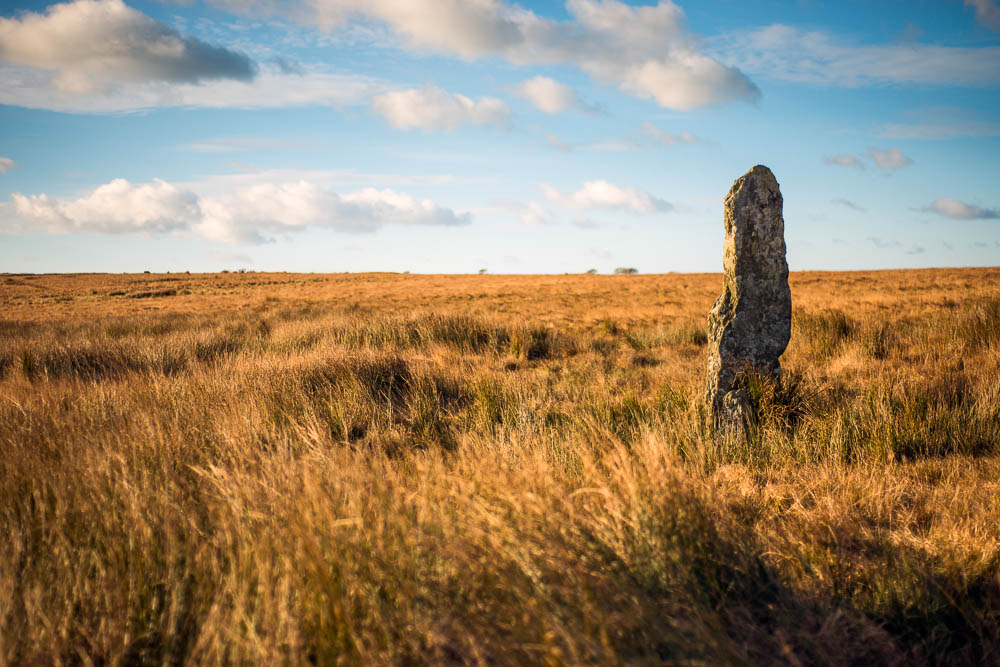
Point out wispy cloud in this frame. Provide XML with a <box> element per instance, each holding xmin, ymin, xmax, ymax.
<box><xmin>0</xmin><ymin>157</ymin><xmax>15</xmax><ymax>173</ymax></box>
<box><xmin>178</xmin><ymin>137</ymin><xmax>309</xmax><ymax>152</ymax></box>
<box><xmin>543</xmin><ymin>180</ymin><xmax>671</xmax><ymax>214</ymax></box>
<box><xmin>4</xmin><ymin>177</ymin><xmax>470</xmax><ymax>244</ymax></box>
<box><xmin>922</xmin><ymin>198</ymin><xmax>998</xmax><ymax>220</ymax></box>
<box><xmin>485</xmin><ymin>199</ymin><xmax>556</xmax><ymax>226</ymax></box>
<box><xmin>541</xmin><ymin>132</ymin><xmax>573</xmax><ymax>152</ymax></box>
<box><xmin>182</xmin><ymin>168</ymin><xmax>463</xmax><ymax>194</ymax></box>
<box><xmin>881</xmin><ymin>120</ymin><xmax>1000</xmax><ymax>139</ymax></box>
<box><xmin>643</xmin><ymin>122</ymin><xmax>705</xmax><ymax>146</ymax></box>
<box><xmin>823</xmin><ymin>154</ymin><xmax>864</xmax><ymax>169</ymax></box>
<box><xmin>581</xmin><ymin>139</ymin><xmax>645</xmax><ymax>152</ymax></box>
<box><xmin>715</xmin><ymin>24</ymin><xmax>1000</xmax><ymax>87</ymax></box>
<box><xmin>880</xmin><ymin>110</ymin><xmax>1000</xmax><ymax>139</ymax></box>
<box><xmin>0</xmin><ymin>63</ymin><xmax>381</xmax><ymax>113</ymax></box>
<box><xmin>832</xmin><ymin>198</ymin><xmax>866</xmax><ymax>212</ymax></box>
<box><xmin>519</xmin><ymin>201</ymin><xmax>554</xmax><ymax>226</ymax></box>
<box><xmin>965</xmin><ymin>0</ymin><xmax>1000</xmax><ymax>31</ymax></box>
<box><xmin>371</xmin><ymin>86</ymin><xmax>511</xmax><ymax>131</ymax></box>
<box><xmin>867</xmin><ymin>236</ymin><xmax>902</xmax><ymax>249</ymax></box>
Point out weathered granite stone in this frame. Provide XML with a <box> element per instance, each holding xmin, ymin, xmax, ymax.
<box><xmin>705</xmin><ymin>165</ymin><xmax>791</xmax><ymax>429</ymax></box>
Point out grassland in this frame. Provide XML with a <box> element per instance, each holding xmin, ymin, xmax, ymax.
<box><xmin>1</xmin><ymin>268</ymin><xmax>999</xmax><ymax>665</ymax></box>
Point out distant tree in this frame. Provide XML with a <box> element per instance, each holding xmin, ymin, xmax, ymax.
<box><xmin>613</xmin><ymin>267</ymin><xmax>638</xmax><ymax>275</ymax></box>
<box><xmin>586</xmin><ymin>268</ymin><xmax>598</xmax><ymax>274</ymax></box>
<box><xmin>479</xmin><ymin>268</ymin><xmax>488</xmax><ymax>274</ymax></box>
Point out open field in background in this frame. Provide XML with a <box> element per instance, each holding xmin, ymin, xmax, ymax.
<box><xmin>1</xmin><ymin>268</ymin><xmax>999</xmax><ymax>665</ymax></box>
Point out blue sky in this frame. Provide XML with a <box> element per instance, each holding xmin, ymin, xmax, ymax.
<box><xmin>1</xmin><ymin>0</ymin><xmax>998</xmax><ymax>274</ymax></box>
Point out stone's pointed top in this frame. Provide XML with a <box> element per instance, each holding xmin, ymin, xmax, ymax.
<box><xmin>730</xmin><ymin>164</ymin><xmax>779</xmax><ymax>196</ymax></box>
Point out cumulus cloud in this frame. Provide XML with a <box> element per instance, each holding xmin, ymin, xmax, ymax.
<box><xmin>371</xmin><ymin>86</ymin><xmax>511</xmax><ymax>130</ymax></box>
<box><xmin>0</xmin><ymin>0</ymin><xmax>256</xmax><ymax>94</ymax></box>
<box><xmin>823</xmin><ymin>154</ymin><xmax>864</xmax><ymax>169</ymax></box>
<box><xmin>5</xmin><ymin>177</ymin><xmax>469</xmax><ymax>244</ymax></box>
<box><xmin>515</xmin><ymin>76</ymin><xmax>587</xmax><ymax>113</ymax></box>
<box><xmin>206</xmin><ymin>0</ymin><xmax>760</xmax><ymax>111</ymax></box>
<box><xmin>543</xmin><ymin>180</ymin><xmax>671</xmax><ymax>214</ymax></box>
<box><xmin>716</xmin><ymin>24</ymin><xmax>1000</xmax><ymax>87</ymax></box>
<box><xmin>923</xmin><ymin>198</ymin><xmax>998</xmax><ymax>220</ymax></box>
<box><xmin>966</xmin><ymin>0</ymin><xmax>1000</xmax><ymax>31</ymax></box>
<box><xmin>0</xmin><ymin>157</ymin><xmax>15</xmax><ymax>173</ymax></box>
<box><xmin>868</xmin><ymin>147</ymin><xmax>913</xmax><ymax>171</ymax></box>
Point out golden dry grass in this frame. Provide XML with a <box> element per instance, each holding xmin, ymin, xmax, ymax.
<box><xmin>1</xmin><ymin>267</ymin><xmax>999</xmax><ymax>665</ymax></box>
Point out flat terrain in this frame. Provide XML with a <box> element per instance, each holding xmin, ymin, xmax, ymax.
<box><xmin>2</xmin><ymin>268</ymin><xmax>999</xmax><ymax>664</ymax></box>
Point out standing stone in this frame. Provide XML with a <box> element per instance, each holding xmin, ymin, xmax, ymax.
<box><xmin>705</xmin><ymin>165</ymin><xmax>791</xmax><ymax>429</ymax></box>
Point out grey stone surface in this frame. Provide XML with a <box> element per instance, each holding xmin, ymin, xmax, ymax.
<box><xmin>705</xmin><ymin>165</ymin><xmax>791</xmax><ymax>429</ymax></box>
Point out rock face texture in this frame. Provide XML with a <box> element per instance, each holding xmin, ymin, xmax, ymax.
<box><xmin>705</xmin><ymin>165</ymin><xmax>791</xmax><ymax>427</ymax></box>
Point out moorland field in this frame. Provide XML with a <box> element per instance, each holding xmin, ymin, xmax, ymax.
<box><xmin>1</xmin><ymin>268</ymin><xmax>999</xmax><ymax>665</ymax></box>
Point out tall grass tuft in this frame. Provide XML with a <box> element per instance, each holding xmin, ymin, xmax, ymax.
<box><xmin>2</xmin><ymin>268</ymin><xmax>999</xmax><ymax>664</ymax></box>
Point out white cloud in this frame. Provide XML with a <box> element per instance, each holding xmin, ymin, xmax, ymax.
<box><xmin>0</xmin><ymin>157</ymin><xmax>15</xmax><ymax>173</ymax></box>
<box><xmin>643</xmin><ymin>122</ymin><xmax>702</xmax><ymax>146</ymax></box>
<box><xmin>923</xmin><ymin>198</ymin><xmax>998</xmax><ymax>220</ymax></box>
<box><xmin>205</xmin><ymin>0</ymin><xmax>760</xmax><ymax>111</ymax></box>
<box><xmin>371</xmin><ymin>86</ymin><xmax>511</xmax><ymax>130</ymax></box>
<box><xmin>823</xmin><ymin>154</ymin><xmax>864</xmax><ymax>169</ymax></box>
<box><xmin>0</xmin><ymin>62</ymin><xmax>380</xmax><ymax>113</ymax></box>
<box><xmin>715</xmin><ymin>24</ymin><xmax>1000</xmax><ymax>87</ymax></box>
<box><xmin>11</xmin><ymin>179</ymin><xmax>200</xmax><ymax>234</ymax></box>
<box><xmin>621</xmin><ymin>51</ymin><xmax>758</xmax><ymax>109</ymax></box>
<box><xmin>0</xmin><ymin>0</ymin><xmax>255</xmax><ymax>94</ymax></box>
<box><xmin>966</xmin><ymin>0</ymin><xmax>1000</xmax><ymax>31</ymax></box>
<box><xmin>5</xmin><ymin>177</ymin><xmax>469</xmax><ymax>244</ymax></box>
<box><xmin>515</xmin><ymin>76</ymin><xmax>584</xmax><ymax>113</ymax></box>
<box><xmin>868</xmin><ymin>147</ymin><xmax>913</xmax><ymax>171</ymax></box>
<box><xmin>543</xmin><ymin>180</ymin><xmax>671</xmax><ymax>214</ymax></box>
